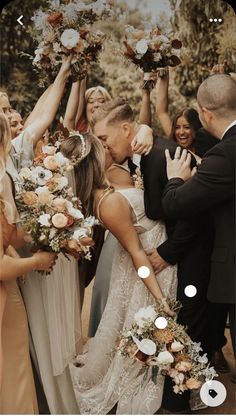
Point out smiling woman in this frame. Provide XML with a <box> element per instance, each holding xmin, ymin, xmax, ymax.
<box><xmin>170</xmin><ymin>107</ymin><xmax>202</xmax><ymax>151</ymax></box>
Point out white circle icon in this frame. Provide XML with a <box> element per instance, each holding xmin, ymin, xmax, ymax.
<box><xmin>137</xmin><ymin>266</ymin><xmax>150</xmax><ymax>279</ymax></box>
<box><xmin>200</xmin><ymin>380</ymin><xmax>227</xmax><ymax>407</ymax></box>
<box><xmin>184</xmin><ymin>285</ymin><xmax>197</xmax><ymax>297</ymax></box>
<box><xmin>155</xmin><ymin>316</ymin><xmax>168</xmax><ymax>329</ymax></box>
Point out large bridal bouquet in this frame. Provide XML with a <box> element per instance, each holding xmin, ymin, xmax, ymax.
<box><xmin>123</xmin><ymin>25</ymin><xmax>182</xmax><ymax>90</ymax></box>
<box><xmin>29</xmin><ymin>0</ymin><xmax>113</xmax><ymax>83</ymax></box>
<box><xmin>116</xmin><ymin>301</ymin><xmax>217</xmax><ymax>394</ymax></box>
<box><xmin>15</xmin><ymin>132</ymin><xmax>98</xmax><ymax>259</ymax></box>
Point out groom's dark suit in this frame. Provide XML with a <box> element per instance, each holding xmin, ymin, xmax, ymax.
<box><xmin>140</xmin><ymin>136</ymin><xmax>214</xmax><ymax>411</ymax></box>
<box><xmin>162</xmin><ymin>125</ymin><xmax>235</xmax><ymax>355</ymax></box>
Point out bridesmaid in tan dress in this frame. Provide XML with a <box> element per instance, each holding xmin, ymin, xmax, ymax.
<box><xmin>0</xmin><ymin>113</ymin><xmax>56</xmax><ymax>413</ymax></box>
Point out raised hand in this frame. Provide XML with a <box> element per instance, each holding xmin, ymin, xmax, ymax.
<box><xmin>165</xmin><ymin>147</ymin><xmax>194</xmax><ymax>181</ymax></box>
<box><xmin>59</xmin><ymin>53</ymin><xmax>73</xmax><ymax>77</ymax></box>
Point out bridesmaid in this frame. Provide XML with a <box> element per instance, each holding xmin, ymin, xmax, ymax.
<box><xmin>0</xmin><ymin>113</ymin><xmax>56</xmax><ymax>413</ymax></box>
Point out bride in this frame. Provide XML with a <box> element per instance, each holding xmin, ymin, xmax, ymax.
<box><xmin>61</xmin><ymin>132</ymin><xmax>177</xmax><ymax>415</ymax></box>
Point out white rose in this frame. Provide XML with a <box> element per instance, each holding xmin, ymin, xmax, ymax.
<box><xmin>19</xmin><ymin>167</ymin><xmax>32</xmax><ymax>180</ymax></box>
<box><xmin>134</xmin><ymin>305</ymin><xmax>157</xmax><ymax>328</ymax></box>
<box><xmin>66</xmin><ymin>201</ymin><xmax>84</xmax><ymax>219</ymax></box>
<box><xmin>157</xmin><ymin>351</ymin><xmax>174</xmax><ymax>365</ymax></box>
<box><xmin>135</xmin><ymin>39</ymin><xmax>148</xmax><ymax>55</ymax></box>
<box><xmin>60</xmin><ymin>29</ymin><xmax>80</xmax><ymax>49</ymax></box>
<box><xmin>73</xmin><ymin>228</ymin><xmax>89</xmax><ymax>241</ymax></box>
<box><xmin>35</xmin><ymin>186</ymin><xmax>50</xmax><ymax>195</ymax></box>
<box><xmin>39</xmin><ymin>214</ymin><xmax>51</xmax><ymax>227</ymax></box>
<box><xmin>171</xmin><ymin>341</ymin><xmax>184</xmax><ymax>352</ymax></box>
<box><xmin>55</xmin><ymin>152</ymin><xmax>70</xmax><ymax>166</ymax></box>
<box><xmin>56</xmin><ymin>176</ymin><xmax>68</xmax><ymax>190</ymax></box>
<box><xmin>42</xmin><ymin>145</ymin><xmax>57</xmax><ymax>155</ymax></box>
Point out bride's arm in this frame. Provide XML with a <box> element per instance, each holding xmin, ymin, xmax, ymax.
<box><xmin>98</xmin><ymin>192</ymin><xmax>173</xmax><ymax>314</ymax></box>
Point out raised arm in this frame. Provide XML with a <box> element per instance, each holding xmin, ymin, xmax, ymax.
<box><xmin>138</xmin><ymin>88</ymin><xmax>152</xmax><ymax>126</ymax></box>
<box><xmin>138</xmin><ymin>72</ymin><xmax>157</xmax><ymax>127</ymax></box>
<box><xmin>21</xmin><ymin>56</ymin><xmax>72</xmax><ymax>147</ymax></box>
<box><xmin>155</xmin><ymin>69</ymin><xmax>172</xmax><ymax>137</ymax></box>
<box><xmin>75</xmin><ymin>78</ymin><xmax>87</xmax><ymax>128</ymax></box>
<box><xmin>63</xmin><ymin>80</ymin><xmax>81</xmax><ymax>130</ymax></box>
<box><xmin>98</xmin><ymin>191</ymin><xmax>172</xmax><ymax>314</ymax></box>
<box><xmin>24</xmin><ymin>84</ymin><xmax>53</xmax><ymax>128</ymax></box>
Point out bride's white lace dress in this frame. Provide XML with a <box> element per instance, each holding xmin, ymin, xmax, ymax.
<box><xmin>70</xmin><ymin>187</ymin><xmax>177</xmax><ymax>414</ymax></box>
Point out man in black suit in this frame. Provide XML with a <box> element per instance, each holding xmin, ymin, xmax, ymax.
<box><xmin>92</xmin><ymin>98</ymin><xmax>213</xmax><ymax>411</ymax></box>
<box><xmin>162</xmin><ymin>74</ymin><xmax>236</xmax><ymax>383</ymax></box>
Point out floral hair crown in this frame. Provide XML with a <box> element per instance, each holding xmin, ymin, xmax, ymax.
<box><xmin>69</xmin><ymin>130</ymin><xmax>87</xmax><ymax>162</ymax></box>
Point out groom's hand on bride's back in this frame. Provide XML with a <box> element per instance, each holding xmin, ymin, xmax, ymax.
<box><xmin>145</xmin><ymin>249</ymin><xmax>169</xmax><ymax>274</ymax></box>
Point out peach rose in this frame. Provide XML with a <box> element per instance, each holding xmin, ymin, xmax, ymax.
<box><xmin>175</xmin><ymin>360</ymin><xmax>192</xmax><ymax>372</ymax></box>
<box><xmin>185</xmin><ymin>378</ymin><xmax>202</xmax><ymax>390</ymax></box>
<box><xmin>44</xmin><ymin>156</ymin><xmax>58</xmax><ymax>171</ymax></box>
<box><xmin>133</xmin><ymin>30</ymin><xmax>145</xmax><ymax>40</ymax></box>
<box><xmin>38</xmin><ymin>191</ymin><xmax>54</xmax><ymax>205</ymax></box>
<box><xmin>51</xmin><ymin>213</ymin><xmax>68</xmax><ymax>229</ymax></box>
<box><xmin>67</xmin><ymin>239</ymin><xmax>81</xmax><ymax>252</ymax></box>
<box><xmin>46</xmin><ymin>180</ymin><xmax>55</xmax><ymax>192</ymax></box>
<box><xmin>52</xmin><ymin>198</ymin><xmax>67</xmax><ymax>212</ymax></box>
<box><xmin>23</xmin><ymin>191</ymin><xmax>38</xmax><ymax>206</ymax></box>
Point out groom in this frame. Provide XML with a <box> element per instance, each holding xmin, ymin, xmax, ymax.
<box><xmin>91</xmin><ymin>98</ymin><xmax>213</xmax><ymax>412</ymax></box>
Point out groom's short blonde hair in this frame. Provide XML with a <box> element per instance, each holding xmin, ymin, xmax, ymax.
<box><xmin>90</xmin><ymin>97</ymin><xmax>135</xmax><ymax>128</ymax></box>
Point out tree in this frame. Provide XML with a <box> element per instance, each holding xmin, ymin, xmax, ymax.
<box><xmin>169</xmin><ymin>0</ymin><xmax>234</xmax><ymax>99</ymax></box>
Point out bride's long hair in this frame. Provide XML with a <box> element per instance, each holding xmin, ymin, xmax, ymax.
<box><xmin>60</xmin><ymin>132</ymin><xmax>110</xmax><ymax>216</ymax></box>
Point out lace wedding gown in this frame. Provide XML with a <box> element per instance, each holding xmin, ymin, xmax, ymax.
<box><xmin>70</xmin><ymin>187</ymin><xmax>177</xmax><ymax>414</ymax></box>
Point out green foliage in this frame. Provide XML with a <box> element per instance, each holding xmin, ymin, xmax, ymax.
<box><xmin>169</xmin><ymin>0</ymin><xmax>235</xmax><ymax>98</ymax></box>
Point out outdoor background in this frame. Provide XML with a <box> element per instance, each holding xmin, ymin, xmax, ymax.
<box><xmin>1</xmin><ymin>0</ymin><xmax>236</xmax><ymax>133</ymax></box>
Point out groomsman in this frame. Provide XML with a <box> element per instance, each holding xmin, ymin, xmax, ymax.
<box><xmin>162</xmin><ymin>74</ymin><xmax>236</xmax><ymax>383</ymax></box>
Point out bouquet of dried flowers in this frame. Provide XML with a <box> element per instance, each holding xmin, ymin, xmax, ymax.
<box><xmin>123</xmin><ymin>25</ymin><xmax>182</xmax><ymax>90</ymax></box>
<box><xmin>15</xmin><ymin>128</ymin><xmax>98</xmax><ymax>259</ymax></box>
<box><xmin>28</xmin><ymin>0</ymin><xmax>113</xmax><ymax>83</ymax></box>
<box><xmin>116</xmin><ymin>300</ymin><xmax>217</xmax><ymax>394</ymax></box>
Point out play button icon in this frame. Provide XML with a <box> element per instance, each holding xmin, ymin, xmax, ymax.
<box><xmin>200</xmin><ymin>380</ymin><xmax>226</xmax><ymax>407</ymax></box>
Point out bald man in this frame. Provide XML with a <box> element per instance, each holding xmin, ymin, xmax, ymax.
<box><xmin>162</xmin><ymin>74</ymin><xmax>236</xmax><ymax>382</ymax></box>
